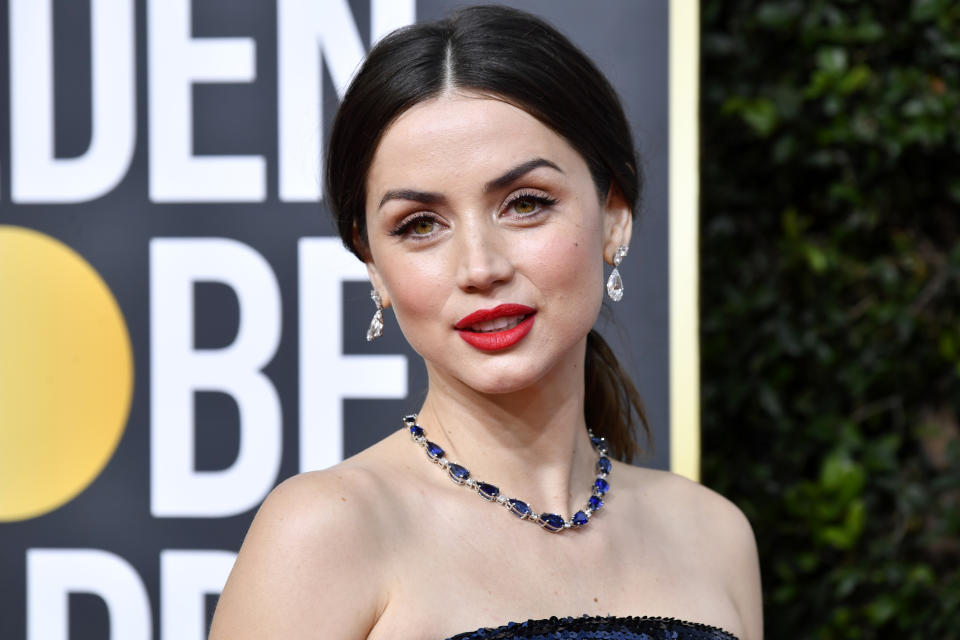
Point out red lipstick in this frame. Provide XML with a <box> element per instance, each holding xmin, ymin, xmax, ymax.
<box><xmin>455</xmin><ymin>304</ymin><xmax>536</xmax><ymax>351</ymax></box>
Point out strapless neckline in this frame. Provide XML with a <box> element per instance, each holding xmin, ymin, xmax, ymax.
<box><xmin>444</xmin><ymin>613</ymin><xmax>739</xmax><ymax>640</ymax></box>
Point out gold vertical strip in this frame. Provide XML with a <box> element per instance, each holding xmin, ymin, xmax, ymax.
<box><xmin>668</xmin><ymin>0</ymin><xmax>701</xmax><ymax>481</ymax></box>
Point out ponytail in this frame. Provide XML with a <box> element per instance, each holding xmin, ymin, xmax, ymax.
<box><xmin>584</xmin><ymin>329</ymin><xmax>649</xmax><ymax>463</ymax></box>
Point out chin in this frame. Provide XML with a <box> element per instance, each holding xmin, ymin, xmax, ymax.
<box><xmin>465</xmin><ymin>378</ymin><xmax>533</xmax><ymax>396</ymax></box>
<box><xmin>417</xmin><ymin>329</ymin><xmax>589</xmax><ymax>396</ymax></box>
<box><xmin>454</xmin><ymin>360</ymin><xmax>555</xmax><ymax>396</ymax></box>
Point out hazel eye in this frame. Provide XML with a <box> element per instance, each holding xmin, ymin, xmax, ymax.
<box><xmin>411</xmin><ymin>218</ymin><xmax>436</xmax><ymax>235</ymax></box>
<box><xmin>390</xmin><ymin>214</ymin><xmax>442</xmax><ymax>240</ymax></box>
<box><xmin>512</xmin><ymin>197</ymin><xmax>537</xmax><ymax>215</ymax></box>
<box><xmin>503</xmin><ymin>191</ymin><xmax>557</xmax><ymax>219</ymax></box>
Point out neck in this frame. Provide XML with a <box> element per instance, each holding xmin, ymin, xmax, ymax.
<box><xmin>415</xmin><ymin>346</ymin><xmax>597</xmax><ymax>516</ymax></box>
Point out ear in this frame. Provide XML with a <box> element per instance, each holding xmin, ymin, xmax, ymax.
<box><xmin>602</xmin><ymin>183</ymin><xmax>633</xmax><ymax>265</ymax></box>
<box><xmin>364</xmin><ymin>260</ymin><xmax>391</xmax><ymax>309</ymax></box>
<box><xmin>354</xmin><ymin>222</ymin><xmax>392</xmax><ymax>309</ymax></box>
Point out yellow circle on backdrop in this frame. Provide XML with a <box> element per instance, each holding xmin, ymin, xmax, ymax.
<box><xmin>0</xmin><ymin>225</ymin><xmax>133</xmax><ymax>521</ymax></box>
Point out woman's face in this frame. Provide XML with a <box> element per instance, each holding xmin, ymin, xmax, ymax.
<box><xmin>363</xmin><ymin>93</ymin><xmax>631</xmax><ymax>395</ymax></box>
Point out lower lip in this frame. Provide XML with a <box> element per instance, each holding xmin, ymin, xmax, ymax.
<box><xmin>456</xmin><ymin>314</ymin><xmax>536</xmax><ymax>351</ymax></box>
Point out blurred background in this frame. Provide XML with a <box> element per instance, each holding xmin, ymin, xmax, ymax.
<box><xmin>700</xmin><ymin>1</ymin><xmax>960</xmax><ymax>637</ymax></box>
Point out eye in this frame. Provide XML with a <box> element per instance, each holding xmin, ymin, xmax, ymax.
<box><xmin>410</xmin><ymin>218</ymin><xmax>436</xmax><ymax>235</ymax></box>
<box><xmin>391</xmin><ymin>214</ymin><xmax>442</xmax><ymax>240</ymax></box>
<box><xmin>512</xmin><ymin>197</ymin><xmax>538</xmax><ymax>215</ymax></box>
<box><xmin>503</xmin><ymin>190</ymin><xmax>558</xmax><ymax>219</ymax></box>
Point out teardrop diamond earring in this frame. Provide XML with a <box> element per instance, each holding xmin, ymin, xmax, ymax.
<box><xmin>366</xmin><ymin>289</ymin><xmax>385</xmax><ymax>341</ymax></box>
<box><xmin>606</xmin><ymin>245</ymin><xmax>628</xmax><ymax>302</ymax></box>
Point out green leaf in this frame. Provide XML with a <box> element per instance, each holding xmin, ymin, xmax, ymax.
<box><xmin>865</xmin><ymin>595</ymin><xmax>898</xmax><ymax>625</ymax></box>
<box><xmin>803</xmin><ymin>244</ymin><xmax>829</xmax><ymax>273</ymax></box>
<box><xmin>820</xmin><ymin>451</ymin><xmax>865</xmax><ymax>499</ymax></box>
<box><xmin>742</xmin><ymin>98</ymin><xmax>780</xmax><ymax>137</ymax></box>
<box><xmin>756</xmin><ymin>1</ymin><xmax>803</xmax><ymax>28</ymax></box>
<box><xmin>838</xmin><ymin>64</ymin><xmax>872</xmax><ymax>94</ymax></box>
<box><xmin>817</xmin><ymin>46</ymin><xmax>849</xmax><ymax>73</ymax></box>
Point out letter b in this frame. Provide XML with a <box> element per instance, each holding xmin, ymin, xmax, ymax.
<box><xmin>150</xmin><ymin>238</ymin><xmax>282</xmax><ymax>517</ymax></box>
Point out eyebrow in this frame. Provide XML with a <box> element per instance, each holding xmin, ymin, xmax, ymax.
<box><xmin>377</xmin><ymin>157</ymin><xmax>563</xmax><ymax>210</ymax></box>
<box><xmin>483</xmin><ymin>157</ymin><xmax>563</xmax><ymax>193</ymax></box>
<box><xmin>377</xmin><ymin>189</ymin><xmax>445</xmax><ymax>209</ymax></box>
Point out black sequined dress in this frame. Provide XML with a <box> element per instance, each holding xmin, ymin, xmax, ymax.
<box><xmin>445</xmin><ymin>614</ymin><xmax>739</xmax><ymax>640</ymax></box>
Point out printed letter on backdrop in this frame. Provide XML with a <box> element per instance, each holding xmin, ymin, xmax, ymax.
<box><xmin>150</xmin><ymin>238</ymin><xmax>282</xmax><ymax>516</ymax></box>
<box><xmin>27</xmin><ymin>549</ymin><xmax>151</xmax><ymax>640</ymax></box>
<box><xmin>298</xmin><ymin>238</ymin><xmax>407</xmax><ymax>471</ymax></box>
<box><xmin>277</xmin><ymin>0</ymin><xmax>415</xmax><ymax>201</ymax></box>
<box><xmin>10</xmin><ymin>0</ymin><xmax>135</xmax><ymax>202</ymax></box>
<box><xmin>147</xmin><ymin>0</ymin><xmax>265</xmax><ymax>201</ymax></box>
<box><xmin>160</xmin><ymin>550</ymin><xmax>236</xmax><ymax>640</ymax></box>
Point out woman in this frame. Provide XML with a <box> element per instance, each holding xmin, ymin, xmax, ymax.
<box><xmin>210</xmin><ymin>6</ymin><xmax>762</xmax><ymax>639</ymax></box>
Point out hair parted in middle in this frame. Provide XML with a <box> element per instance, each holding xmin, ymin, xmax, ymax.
<box><xmin>326</xmin><ymin>4</ymin><xmax>641</xmax><ymax>260</ymax></box>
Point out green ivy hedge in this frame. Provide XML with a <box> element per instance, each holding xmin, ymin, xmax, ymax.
<box><xmin>699</xmin><ymin>1</ymin><xmax>960</xmax><ymax>637</ymax></box>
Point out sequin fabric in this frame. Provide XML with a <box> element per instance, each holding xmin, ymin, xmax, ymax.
<box><xmin>445</xmin><ymin>614</ymin><xmax>739</xmax><ymax>640</ymax></box>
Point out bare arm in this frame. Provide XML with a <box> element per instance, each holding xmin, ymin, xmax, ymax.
<box><xmin>209</xmin><ymin>470</ymin><xmax>387</xmax><ymax>639</ymax></box>
<box><xmin>660</xmin><ymin>472</ymin><xmax>764</xmax><ymax>640</ymax></box>
<box><xmin>722</xmin><ymin>503</ymin><xmax>763</xmax><ymax>640</ymax></box>
<box><xmin>695</xmin><ymin>484</ymin><xmax>763</xmax><ymax>640</ymax></box>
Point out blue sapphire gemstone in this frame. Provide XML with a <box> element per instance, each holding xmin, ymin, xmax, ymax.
<box><xmin>594</xmin><ymin>478</ymin><xmax>610</xmax><ymax>494</ymax></box>
<box><xmin>447</xmin><ymin>463</ymin><xmax>470</xmax><ymax>482</ymax></box>
<box><xmin>508</xmin><ymin>499</ymin><xmax>531</xmax><ymax>518</ymax></box>
<box><xmin>590</xmin><ymin>436</ymin><xmax>609</xmax><ymax>453</ymax></box>
<box><xmin>476</xmin><ymin>482</ymin><xmax>500</xmax><ymax>500</ymax></box>
<box><xmin>572</xmin><ymin>510</ymin><xmax>589</xmax><ymax>526</ymax></box>
<box><xmin>538</xmin><ymin>513</ymin><xmax>565</xmax><ymax>532</ymax></box>
<box><xmin>597</xmin><ymin>456</ymin><xmax>611</xmax><ymax>474</ymax></box>
<box><xmin>409</xmin><ymin>425</ymin><xmax>424</xmax><ymax>438</ymax></box>
<box><xmin>425</xmin><ymin>441</ymin><xmax>444</xmax><ymax>459</ymax></box>
<box><xmin>588</xmin><ymin>495</ymin><xmax>604</xmax><ymax>511</ymax></box>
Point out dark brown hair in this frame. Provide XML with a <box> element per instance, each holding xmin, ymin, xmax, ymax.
<box><xmin>325</xmin><ymin>5</ymin><xmax>648</xmax><ymax>461</ymax></box>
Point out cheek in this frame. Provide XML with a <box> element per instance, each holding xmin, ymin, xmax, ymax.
<box><xmin>378</xmin><ymin>253</ymin><xmax>446</xmax><ymax>329</ymax></box>
<box><xmin>527</xmin><ymin>225</ymin><xmax>605</xmax><ymax>311</ymax></box>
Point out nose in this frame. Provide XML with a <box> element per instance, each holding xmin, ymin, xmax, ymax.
<box><xmin>454</xmin><ymin>220</ymin><xmax>515</xmax><ymax>293</ymax></box>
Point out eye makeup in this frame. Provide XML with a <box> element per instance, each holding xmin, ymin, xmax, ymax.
<box><xmin>386</xmin><ymin>187</ymin><xmax>560</xmax><ymax>241</ymax></box>
<box><xmin>501</xmin><ymin>189</ymin><xmax>558</xmax><ymax>218</ymax></box>
<box><xmin>390</xmin><ymin>213</ymin><xmax>444</xmax><ymax>239</ymax></box>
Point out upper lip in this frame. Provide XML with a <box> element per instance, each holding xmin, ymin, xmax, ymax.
<box><xmin>454</xmin><ymin>303</ymin><xmax>536</xmax><ymax>329</ymax></box>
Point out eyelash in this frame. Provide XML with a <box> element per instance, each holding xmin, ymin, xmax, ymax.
<box><xmin>505</xmin><ymin>190</ymin><xmax>558</xmax><ymax>218</ymax></box>
<box><xmin>390</xmin><ymin>214</ymin><xmax>441</xmax><ymax>239</ymax></box>
<box><xmin>389</xmin><ymin>191</ymin><xmax>558</xmax><ymax>240</ymax></box>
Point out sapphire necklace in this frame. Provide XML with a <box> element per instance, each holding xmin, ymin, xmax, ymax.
<box><xmin>403</xmin><ymin>414</ymin><xmax>611</xmax><ymax>533</ymax></box>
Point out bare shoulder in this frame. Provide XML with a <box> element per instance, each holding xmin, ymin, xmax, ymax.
<box><xmin>617</xmin><ymin>464</ymin><xmax>764</xmax><ymax>639</ymax></box>
<box><xmin>631</xmin><ymin>467</ymin><xmax>751</xmax><ymax>536</ymax></box>
<box><xmin>209</xmin><ymin>466</ymin><xmax>395</xmax><ymax>639</ymax></box>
